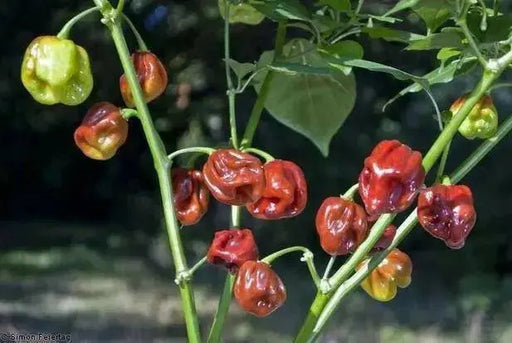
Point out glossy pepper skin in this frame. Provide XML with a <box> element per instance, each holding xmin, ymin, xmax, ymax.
<box><xmin>247</xmin><ymin>160</ymin><xmax>308</xmax><ymax>220</ymax></box>
<box><xmin>359</xmin><ymin>140</ymin><xmax>425</xmax><ymax>216</ymax></box>
<box><xmin>357</xmin><ymin>248</ymin><xmax>412</xmax><ymax>302</ymax></box>
<box><xmin>21</xmin><ymin>36</ymin><xmax>93</xmax><ymax>105</ymax></box>
<box><xmin>450</xmin><ymin>94</ymin><xmax>498</xmax><ymax>140</ymax></box>
<box><xmin>171</xmin><ymin>167</ymin><xmax>209</xmax><ymax>226</ymax></box>
<box><xmin>234</xmin><ymin>261</ymin><xmax>286</xmax><ymax>317</ymax></box>
<box><xmin>315</xmin><ymin>197</ymin><xmax>368</xmax><ymax>256</ymax></box>
<box><xmin>372</xmin><ymin>224</ymin><xmax>397</xmax><ymax>251</ymax></box>
<box><xmin>120</xmin><ymin>51</ymin><xmax>168</xmax><ymax>107</ymax></box>
<box><xmin>74</xmin><ymin>102</ymin><xmax>128</xmax><ymax>160</ymax></box>
<box><xmin>202</xmin><ymin>149</ymin><xmax>265</xmax><ymax>206</ymax></box>
<box><xmin>207</xmin><ymin>229</ymin><xmax>259</xmax><ymax>272</ymax></box>
<box><xmin>417</xmin><ymin>184</ymin><xmax>476</xmax><ymax>249</ymax></box>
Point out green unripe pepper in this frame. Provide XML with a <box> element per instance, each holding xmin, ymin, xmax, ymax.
<box><xmin>21</xmin><ymin>36</ymin><xmax>93</xmax><ymax>106</ymax></box>
<box><xmin>449</xmin><ymin>94</ymin><xmax>498</xmax><ymax>140</ymax></box>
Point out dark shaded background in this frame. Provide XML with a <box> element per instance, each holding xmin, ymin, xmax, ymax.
<box><xmin>2</xmin><ymin>0</ymin><xmax>512</xmax><ymax>342</ymax></box>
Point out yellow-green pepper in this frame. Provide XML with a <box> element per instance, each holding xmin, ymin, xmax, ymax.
<box><xmin>21</xmin><ymin>36</ymin><xmax>93</xmax><ymax>106</ymax></box>
<box><xmin>356</xmin><ymin>248</ymin><xmax>412</xmax><ymax>302</ymax></box>
<box><xmin>450</xmin><ymin>94</ymin><xmax>498</xmax><ymax>140</ymax></box>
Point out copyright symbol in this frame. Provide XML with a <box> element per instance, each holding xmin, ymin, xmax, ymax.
<box><xmin>0</xmin><ymin>333</ymin><xmax>11</xmax><ymax>343</ymax></box>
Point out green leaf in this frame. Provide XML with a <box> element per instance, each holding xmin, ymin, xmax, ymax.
<box><xmin>218</xmin><ymin>0</ymin><xmax>265</xmax><ymax>25</ymax></box>
<box><xmin>436</xmin><ymin>47</ymin><xmax>461</xmax><ymax>61</ymax></box>
<box><xmin>406</xmin><ymin>32</ymin><xmax>463</xmax><ymax>50</ymax></box>
<box><xmin>368</xmin><ymin>14</ymin><xmax>402</xmax><ymax>24</ymax></box>
<box><xmin>318</xmin><ymin>40</ymin><xmax>364</xmax><ymax>74</ymax></box>
<box><xmin>413</xmin><ymin>0</ymin><xmax>454</xmax><ymax>32</ymax></box>
<box><xmin>384</xmin><ymin>58</ymin><xmax>476</xmax><ymax>109</ymax></box>
<box><xmin>255</xmin><ymin>39</ymin><xmax>356</xmax><ymax>156</ymax></box>
<box><xmin>317</xmin><ymin>0</ymin><xmax>351</xmax><ymax>12</ymax></box>
<box><xmin>467</xmin><ymin>13</ymin><xmax>512</xmax><ymax>43</ymax></box>
<box><xmin>226</xmin><ymin>58</ymin><xmax>256</xmax><ymax>80</ymax></box>
<box><xmin>322</xmin><ymin>55</ymin><xmax>427</xmax><ymax>86</ymax></box>
<box><xmin>250</xmin><ymin>0</ymin><xmax>311</xmax><ymax>22</ymax></box>
<box><xmin>362</xmin><ymin>26</ymin><xmax>425</xmax><ymax>43</ymax></box>
<box><xmin>384</xmin><ymin>0</ymin><xmax>420</xmax><ymax>17</ymax></box>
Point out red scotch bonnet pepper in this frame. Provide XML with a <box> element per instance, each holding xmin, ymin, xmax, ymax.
<box><xmin>234</xmin><ymin>260</ymin><xmax>286</xmax><ymax>317</ymax></box>
<box><xmin>202</xmin><ymin>149</ymin><xmax>265</xmax><ymax>206</ymax></box>
<box><xmin>206</xmin><ymin>229</ymin><xmax>259</xmax><ymax>272</ymax></box>
<box><xmin>74</xmin><ymin>102</ymin><xmax>128</xmax><ymax>160</ymax></box>
<box><xmin>247</xmin><ymin>160</ymin><xmax>308</xmax><ymax>220</ymax></box>
<box><xmin>119</xmin><ymin>51</ymin><xmax>168</xmax><ymax>107</ymax></box>
<box><xmin>359</xmin><ymin>140</ymin><xmax>425</xmax><ymax>216</ymax></box>
<box><xmin>171</xmin><ymin>167</ymin><xmax>209</xmax><ymax>226</ymax></box>
<box><xmin>417</xmin><ymin>184</ymin><xmax>476</xmax><ymax>249</ymax></box>
<box><xmin>315</xmin><ymin>197</ymin><xmax>368</xmax><ymax>256</ymax></box>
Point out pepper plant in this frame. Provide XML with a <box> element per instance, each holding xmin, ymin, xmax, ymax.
<box><xmin>20</xmin><ymin>0</ymin><xmax>512</xmax><ymax>341</ymax></box>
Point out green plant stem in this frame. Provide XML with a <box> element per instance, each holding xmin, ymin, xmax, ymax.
<box><xmin>458</xmin><ymin>17</ymin><xmax>487</xmax><ymax>67</ymax></box>
<box><xmin>57</xmin><ymin>7</ymin><xmax>100</xmax><ymax>39</ymax></box>
<box><xmin>435</xmin><ymin>141</ymin><xmax>451</xmax><ymax>182</ymax></box>
<box><xmin>207</xmin><ymin>205</ymin><xmax>241</xmax><ymax>343</ymax></box>
<box><xmin>241</xmin><ymin>21</ymin><xmax>287</xmax><ymax>149</ymax></box>
<box><xmin>322</xmin><ymin>256</ymin><xmax>336</xmax><ymax>280</ymax></box>
<box><xmin>342</xmin><ymin>183</ymin><xmax>359</xmax><ymax>200</ymax></box>
<box><xmin>168</xmin><ymin>147</ymin><xmax>215</xmax><ymax>161</ymax></box>
<box><xmin>306</xmin><ymin>113</ymin><xmax>512</xmax><ymax>342</ymax></box>
<box><xmin>242</xmin><ymin>147</ymin><xmax>275</xmax><ymax>162</ymax></box>
<box><xmin>122</xmin><ymin>14</ymin><xmax>148</xmax><ymax>51</ymax></box>
<box><xmin>224</xmin><ymin>3</ymin><xmax>238</xmax><ymax>149</ymax></box>
<box><xmin>262</xmin><ymin>246</ymin><xmax>321</xmax><ymax>288</ymax></box>
<box><xmin>92</xmin><ymin>1</ymin><xmax>201</xmax><ymax>341</ymax></box>
<box><xmin>116</xmin><ymin>0</ymin><xmax>125</xmax><ymax>14</ymax></box>
<box><xmin>188</xmin><ymin>256</ymin><xmax>207</xmax><ymax>276</ymax></box>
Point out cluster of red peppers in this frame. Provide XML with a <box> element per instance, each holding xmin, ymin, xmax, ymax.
<box><xmin>22</xmin><ymin>34</ymin><xmax>489</xmax><ymax>314</ymax></box>
<box><xmin>315</xmin><ymin>136</ymin><xmax>478</xmax><ymax>302</ymax></box>
<box><xmin>189</xmin><ymin>150</ymin><xmax>308</xmax><ymax>316</ymax></box>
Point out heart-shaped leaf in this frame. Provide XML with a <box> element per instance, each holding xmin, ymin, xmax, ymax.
<box><xmin>254</xmin><ymin>39</ymin><xmax>356</xmax><ymax>156</ymax></box>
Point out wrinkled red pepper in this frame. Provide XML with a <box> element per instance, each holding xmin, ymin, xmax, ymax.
<box><xmin>171</xmin><ymin>167</ymin><xmax>209</xmax><ymax>226</ymax></box>
<box><xmin>417</xmin><ymin>184</ymin><xmax>476</xmax><ymax>249</ymax></box>
<box><xmin>234</xmin><ymin>260</ymin><xmax>286</xmax><ymax>317</ymax></box>
<box><xmin>207</xmin><ymin>229</ymin><xmax>259</xmax><ymax>272</ymax></box>
<box><xmin>315</xmin><ymin>197</ymin><xmax>368</xmax><ymax>256</ymax></box>
<box><xmin>202</xmin><ymin>149</ymin><xmax>265</xmax><ymax>206</ymax></box>
<box><xmin>247</xmin><ymin>160</ymin><xmax>307</xmax><ymax>220</ymax></box>
<box><xmin>359</xmin><ymin>140</ymin><xmax>425</xmax><ymax>216</ymax></box>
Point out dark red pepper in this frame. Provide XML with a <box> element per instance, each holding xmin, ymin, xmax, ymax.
<box><xmin>207</xmin><ymin>229</ymin><xmax>259</xmax><ymax>272</ymax></box>
<box><xmin>417</xmin><ymin>184</ymin><xmax>476</xmax><ymax>249</ymax></box>
<box><xmin>315</xmin><ymin>197</ymin><xmax>368</xmax><ymax>256</ymax></box>
<box><xmin>171</xmin><ymin>167</ymin><xmax>209</xmax><ymax>226</ymax></box>
<box><xmin>246</xmin><ymin>160</ymin><xmax>307</xmax><ymax>220</ymax></box>
<box><xmin>202</xmin><ymin>149</ymin><xmax>265</xmax><ymax>206</ymax></box>
<box><xmin>120</xmin><ymin>51</ymin><xmax>168</xmax><ymax>107</ymax></box>
<box><xmin>74</xmin><ymin>102</ymin><xmax>128</xmax><ymax>160</ymax></box>
<box><xmin>234</xmin><ymin>260</ymin><xmax>286</xmax><ymax>317</ymax></box>
<box><xmin>359</xmin><ymin>140</ymin><xmax>425</xmax><ymax>216</ymax></box>
<box><xmin>372</xmin><ymin>224</ymin><xmax>397</xmax><ymax>251</ymax></box>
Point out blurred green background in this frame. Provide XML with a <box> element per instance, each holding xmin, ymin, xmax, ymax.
<box><xmin>2</xmin><ymin>0</ymin><xmax>512</xmax><ymax>342</ymax></box>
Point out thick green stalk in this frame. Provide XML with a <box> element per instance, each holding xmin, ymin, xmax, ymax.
<box><xmin>240</xmin><ymin>21</ymin><xmax>287</xmax><ymax>149</ymax></box>
<box><xmin>92</xmin><ymin>0</ymin><xmax>201</xmax><ymax>341</ymax></box>
<box><xmin>293</xmin><ymin>293</ymin><xmax>330</xmax><ymax>343</ymax></box>
<box><xmin>307</xmin><ymin>112</ymin><xmax>512</xmax><ymax>342</ymax></box>
<box><xmin>224</xmin><ymin>3</ymin><xmax>238</xmax><ymax>149</ymax></box>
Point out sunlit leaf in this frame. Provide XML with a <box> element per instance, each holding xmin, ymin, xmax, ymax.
<box><xmin>362</xmin><ymin>26</ymin><xmax>424</xmax><ymax>43</ymax></box>
<box><xmin>250</xmin><ymin>0</ymin><xmax>311</xmax><ymax>21</ymax></box>
<box><xmin>406</xmin><ymin>32</ymin><xmax>464</xmax><ymax>50</ymax></box>
<box><xmin>413</xmin><ymin>0</ymin><xmax>454</xmax><ymax>32</ymax></box>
